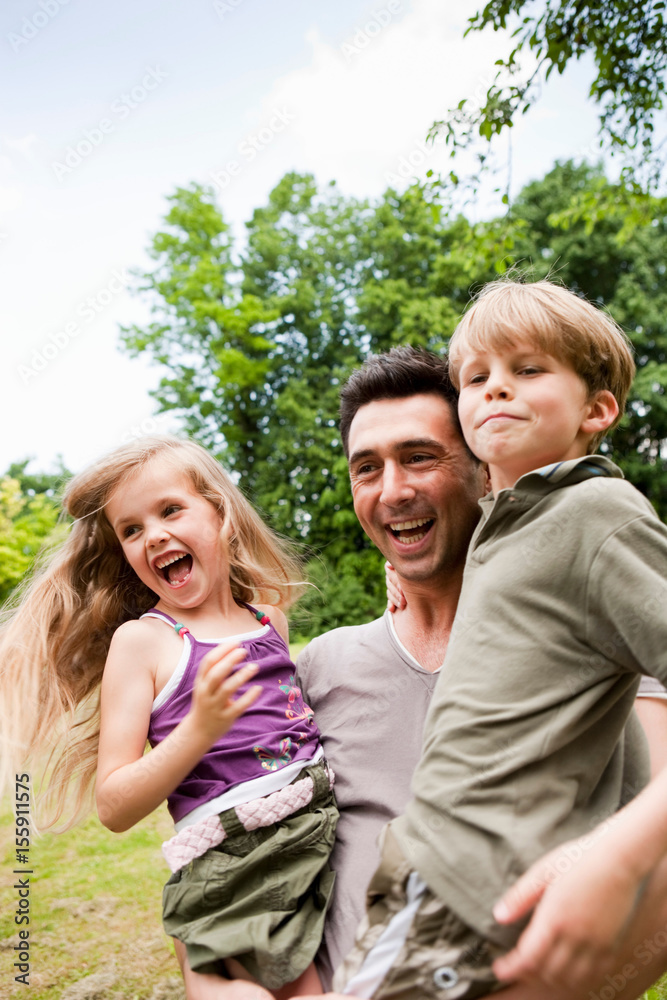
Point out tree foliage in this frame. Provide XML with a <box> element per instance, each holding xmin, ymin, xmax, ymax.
<box><xmin>0</xmin><ymin>461</ymin><xmax>70</xmax><ymax>606</ymax></box>
<box><xmin>121</xmin><ymin>163</ymin><xmax>667</xmax><ymax>636</ymax></box>
<box><xmin>430</xmin><ymin>0</ymin><xmax>667</xmax><ymax>199</ymax></box>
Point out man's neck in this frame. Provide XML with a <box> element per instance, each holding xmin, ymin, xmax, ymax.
<box><xmin>391</xmin><ymin>572</ymin><xmax>463</xmax><ymax>673</ymax></box>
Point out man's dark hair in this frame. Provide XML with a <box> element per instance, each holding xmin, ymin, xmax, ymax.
<box><xmin>339</xmin><ymin>345</ymin><xmax>466</xmax><ymax>457</ymax></box>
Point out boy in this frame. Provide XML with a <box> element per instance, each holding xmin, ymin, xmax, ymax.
<box><xmin>334</xmin><ymin>280</ymin><xmax>667</xmax><ymax>999</ymax></box>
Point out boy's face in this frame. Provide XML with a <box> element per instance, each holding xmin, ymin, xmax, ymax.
<box><xmin>457</xmin><ymin>342</ymin><xmax>598</xmax><ymax>491</ymax></box>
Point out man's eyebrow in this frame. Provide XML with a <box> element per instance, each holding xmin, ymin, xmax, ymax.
<box><xmin>348</xmin><ymin>438</ymin><xmax>444</xmax><ymax>466</ymax></box>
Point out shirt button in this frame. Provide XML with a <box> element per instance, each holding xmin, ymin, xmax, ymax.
<box><xmin>433</xmin><ymin>966</ymin><xmax>459</xmax><ymax>989</ymax></box>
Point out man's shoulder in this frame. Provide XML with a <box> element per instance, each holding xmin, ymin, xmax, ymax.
<box><xmin>297</xmin><ymin>615</ymin><xmax>387</xmax><ymax>662</ymax></box>
<box><xmin>296</xmin><ymin>615</ymin><xmax>389</xmax><ymax>672</ymax></box>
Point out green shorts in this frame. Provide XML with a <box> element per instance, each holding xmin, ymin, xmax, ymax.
<box><xmin>334</xmin><ymin>826</ymin><xmax>506</xmax><ymax>1000</ymax></box>
<box><xmin>162</xmin><ymin>760</ymin><xmax>338</xmax><ymax>990</ymax></box>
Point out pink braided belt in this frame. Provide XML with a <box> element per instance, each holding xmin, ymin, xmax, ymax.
<box><xmin>162</xmin><ymin>763</ymin><xmax>335</xmax><ymax>873</ymax></box>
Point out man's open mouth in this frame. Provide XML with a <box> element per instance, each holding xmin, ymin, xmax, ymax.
<box><xmin>388</xmin><ymin>517</ymin><xmax>434</xmax><ymax>546</ymax></box>
<box><xmin>155</xmin><ymin>552</ymin><xmax>193</xmax><ymax>585</ymax></box>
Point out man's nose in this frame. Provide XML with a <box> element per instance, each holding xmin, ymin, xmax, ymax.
<box><xmin>380</xmin><ymin>463</ymin><xmax>415</xmax><ymax>506</ymax></box>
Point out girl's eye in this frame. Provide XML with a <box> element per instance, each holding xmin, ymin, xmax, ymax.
<box><xmin>164</xmin><ymin>505</ymin><xmax>181</xmax><ymax>516</ymax></box>
<box><xmin>123</xmin><ymin>525</ymin><xmax>140</xmax><ymax>538</ymax></box>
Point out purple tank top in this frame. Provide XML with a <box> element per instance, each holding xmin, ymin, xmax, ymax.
<box><xmin>145</xmin><ymin>607</ymin><xmax>321</xmax><ymax>824</ymax></box>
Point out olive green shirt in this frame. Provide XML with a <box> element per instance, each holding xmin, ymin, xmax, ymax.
<box><xmin>392</xmin><ymin>456</ymin><xmax>666</xmax><ymax>948</ymax></box>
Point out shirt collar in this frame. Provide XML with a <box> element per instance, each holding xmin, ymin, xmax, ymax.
<box><xmin>480</xmin><ymin>454</ymin><xmax>624</xmax><ymax>508</ymax></box>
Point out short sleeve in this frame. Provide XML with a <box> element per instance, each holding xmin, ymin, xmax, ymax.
<box><xmin>637</xmin><ymin>675</ymin><xmax>667</xmax><ymax>699</ymax></box>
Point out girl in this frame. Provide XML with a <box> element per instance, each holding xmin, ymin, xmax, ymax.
<box><xmin>0</xmin><ymin>436</ymin><xmax>337</xmax><ymax>1000</ymax></box>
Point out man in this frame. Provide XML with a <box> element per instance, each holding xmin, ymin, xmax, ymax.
<box><xmin>296</xmin><ymin>346</ymin><xmax>667</xmax><ymax>999</ymax></box>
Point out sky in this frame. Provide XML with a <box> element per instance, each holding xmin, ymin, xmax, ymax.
<box><xmin>1</xmin><ymin>0</ymin><xmax>604</xmax><ymax>476</ymax></box>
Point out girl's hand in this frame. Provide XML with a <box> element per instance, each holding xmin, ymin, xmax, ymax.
<box><xmin>191</xmin><ymin>640</ymin><xmax>262</xmax><ymax>744</ymax></box>
<box><xmin>492</xmin><ymin>830</ymin><xmax>640</xmax><ymax>990</ymax></box>
<box><xmin>385</xmin><ymin>561</ymin><xmax>406</xmax><ymax>612</ymax></box>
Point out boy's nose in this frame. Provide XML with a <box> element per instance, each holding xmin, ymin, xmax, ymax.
<box><xmin>484</xmin><ymin>371</ymin><xmax>513</xmax><ymax>400</ymax></box>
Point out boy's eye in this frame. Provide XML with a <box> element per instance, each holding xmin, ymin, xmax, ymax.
<box><xmin>518</xmin><ymin>365</ymin><xmax>542</xmax><ymax>376</ymax></box>
<box><xmin>466</xmin><ymin>373</ymin><xmax>488</xmax><ymax>385</ymax></box>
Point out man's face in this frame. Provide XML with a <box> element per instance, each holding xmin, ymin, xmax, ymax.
<box><xmin>347</xmin><ymin>393</ymin><xmax>487</xmax><ymax>584</ymax></box>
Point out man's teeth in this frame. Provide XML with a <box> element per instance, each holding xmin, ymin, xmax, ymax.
<box><xmin>400</xmin><ymin>532</ymin><xmax>426</xmax><ymax>545</ymax></box>
<box><xmin>156</xmin><ymin>553</ymin><xmax>187</xmax><ymax>570</ymax></box>
<box><xmin>389</xmin><ymin>517</ymin><xmax>432</xmax><ymax>544</ymax></box>
<box><xmin>391</xmin><ymin>518</ymin><xmax>431</xmax><ymax>531</ymax></box>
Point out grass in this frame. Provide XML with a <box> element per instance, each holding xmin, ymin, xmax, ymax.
<box><xmin>2</xmin><ymin>799</ymin><xmax>667</xmax><ymax>1000</ymax></box>
<box><xmin>0</xmin><ymin>803</ymin><xmax>185</xmax><ymax>999</ymax></box>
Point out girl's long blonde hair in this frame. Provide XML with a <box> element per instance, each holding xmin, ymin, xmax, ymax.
<box><xmin>0</xmin><ymin>436</ymin><xmax>304</xmax><ymax>829</ymax></box>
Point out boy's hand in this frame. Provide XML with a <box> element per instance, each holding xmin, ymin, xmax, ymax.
<box><xmin>492</xmin><ymin>830</ymin><xmax>640</xmax><ymax>990</ymax></box>
<box><xmin>191</xmin><ymin>640</ymin><xmax>261</xmax><ymax>743</ymax></box>
<box><xmin>385</xmin><ymin>561</ymin><xmax>406</xmax><ymax>612</ymax></box>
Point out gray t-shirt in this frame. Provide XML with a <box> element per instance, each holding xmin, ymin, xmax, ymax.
<box><xmin>296</xmin><ymin>612</ymin><xmax>439</xmax><ymax>989</ymax></box>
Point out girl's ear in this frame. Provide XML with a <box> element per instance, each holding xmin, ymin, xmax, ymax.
<box><xmin>581</xmin><ymin>390</ymin><xmax>619</xmax><ymax>438</ymax></box>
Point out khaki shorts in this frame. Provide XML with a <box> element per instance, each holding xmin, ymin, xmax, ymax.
<box><xmin>162</xmin><ymin>760</ymin><xmax>337</xmax><ymax>990</ymax></box>
<box><xmin>333</xmin><ymin>826</ymin><xmax>506</xmax><ymax>1000</ymax></box>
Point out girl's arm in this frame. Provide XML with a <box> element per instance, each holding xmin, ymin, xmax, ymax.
<box><xmin>96</xmin><ymin>620</ymin><xmax>261</xmax><ymax>832</ymax></box>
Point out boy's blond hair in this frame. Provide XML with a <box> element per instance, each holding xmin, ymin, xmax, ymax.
<box><xmin>448</xmin><ymin>279</ymin><xmax>636</xmax><ymax>452</ymax></box>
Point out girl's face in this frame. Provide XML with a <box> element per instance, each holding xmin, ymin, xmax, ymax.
<box><xmin>105</xmin><ymin>455</ymin><xmax>230</xmax><ymax>613</ymax></box>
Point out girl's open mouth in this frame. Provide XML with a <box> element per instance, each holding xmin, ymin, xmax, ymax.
<box><xmin>156</xmin><ymin>553</ymin><xmax>193</xmax><ymax>585</ymax></box>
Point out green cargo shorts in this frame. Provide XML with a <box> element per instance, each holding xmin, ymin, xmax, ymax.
<box><xmin>334</xmin><ymin>826</ymin><xmax>506</xmax><ymax>1000</ymax></box>
<box><xmin>162</xmin><ymin>760</ymin><xmax>338</xmax><ymax>990</ymax></box>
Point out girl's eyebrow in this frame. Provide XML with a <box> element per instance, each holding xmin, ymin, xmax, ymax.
<box><xmin>111</xmin><ymin>495</ymin><xmax>184</xmax><ymax>529</ymax></box>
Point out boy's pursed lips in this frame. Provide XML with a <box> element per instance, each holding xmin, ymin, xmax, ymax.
<box><xmin>479</xmin><ymin>412</ymin><xmax>525</xmax><ymax>427</ymax></box>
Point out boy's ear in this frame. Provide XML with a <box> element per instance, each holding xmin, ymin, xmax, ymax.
<box><xmin>581</xmin><ymin>390</ymin><xmax>619</xmax><ymax>437</ymax></box>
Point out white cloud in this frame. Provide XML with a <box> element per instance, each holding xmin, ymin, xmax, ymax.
<box><xmin>255</xmin><ymin>0</ymin><xmax>510</xmax><ymax>196</ymax></box>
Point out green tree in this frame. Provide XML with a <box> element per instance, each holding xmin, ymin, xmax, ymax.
<box><xmin>431</xmin><ymin>0</ymin><xmax>667</xmax><ymax>202</ymax></box>
<box><xmin>0</xmin><ymin>462</ymin><xmax>69</xmax><ymax>605</ymax></box>
<box><xmin>121</xmin><ymin>164</ymin><xmax>666</xmax><ymax>634</ymax></box>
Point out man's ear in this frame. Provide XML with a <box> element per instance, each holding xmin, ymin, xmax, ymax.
<box><xmin>581</xmin><ymin>390</ymin><xmax>619</xmax><ymax>437</ymax></box>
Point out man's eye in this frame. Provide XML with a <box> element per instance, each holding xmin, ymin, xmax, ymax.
<box><xmin>356</xmin><ymin>464</ymin><xmax>376</xmax><ymax>476</ymax></box>
<box><xmin>408</xmin><ymin>454</ymin><xmax>433</xmax><ymax>464</ymax></box>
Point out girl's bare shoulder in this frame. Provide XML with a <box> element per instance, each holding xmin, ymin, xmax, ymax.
<box><xmin>255</xmin><ymin>604</ymin><xmax>289</xmax><ymax>645</ymax></box>
<box><xmin>106</xmin><ymin>616</ymin><xmax>178</xmax><ymax>675</ymax></box>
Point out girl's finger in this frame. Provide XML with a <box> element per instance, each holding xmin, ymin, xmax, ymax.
<box><xmin>198</xmin><ymin>644</ymin><xmax>247</xmax><ymax>682</ymax></box>
<box><xmin>217</xmin><ymin>662</ymin><xmax>259</xmax><ymax>697</ymax></box>
<box><xmin>226</xmin><ymin>683</ymin><xmax>263</xmax><ymax>717</ymax></box>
